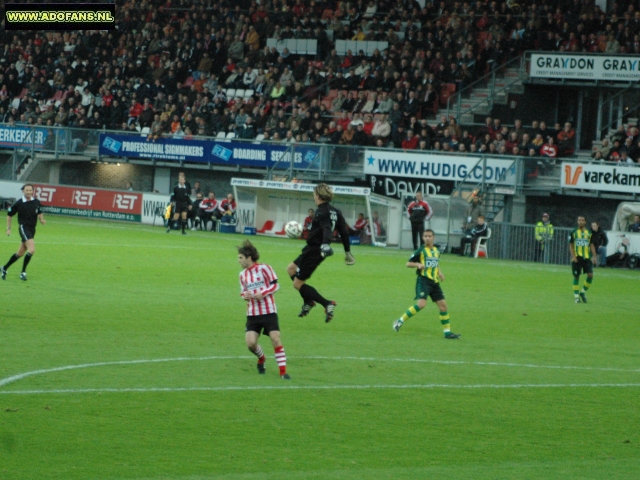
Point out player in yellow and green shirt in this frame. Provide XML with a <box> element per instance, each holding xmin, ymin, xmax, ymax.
<box><xmin>393</xmin><ymin>229</ymin><xmax>461</xmax><ymax>339</ymax></box>
<box><xmin>569</xmin><ymin>216</ymin><xmax>597</xmax><ymax>303</ymax></box>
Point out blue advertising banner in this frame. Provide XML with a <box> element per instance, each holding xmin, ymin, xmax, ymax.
<box><xmin>99</xmin><ymin>133</ymin><xmax>319</xmax><ymax>168</ymax></box>
<box><xmin>0</xmin><ymin>125</ymin><xmax>49</xmax><ymax>149</ymax></box>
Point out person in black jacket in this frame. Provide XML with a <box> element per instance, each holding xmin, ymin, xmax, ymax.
<box><xmin>591</xmin><ymin>221</ymin><xmax>609</xmax><ymax>267</ymax></box>
<box><xmin>1</xmin><ymin>184</ymin><xmax>46</xmax><ymax>281</ymax></box>
<box><xmin>286</xmin><ymin>183</ymin><xmax>355</xmax><ymax>323</ymax></box>
<box><xmin>459</xmin><ymin>215</ymin><xmax>488</xmax><ymax>257</ymax></box>
<box><xmin>166</xmin><ymin>172</ymin><xmax>192</xmax><ymax>235</ymax></box>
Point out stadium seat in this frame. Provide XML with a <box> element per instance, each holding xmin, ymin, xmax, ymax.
<box><xmin>183</xmin><ymin>76</ymin><xmax>194</xmax><ymax>87</ymax></box>
<box><xmin>255</xmin><ymin>134</ymin><xmax>265</xmax><ymax>141</ymax></box>
<box><xmin>140</xmin><ymin>127</ymin><xmax>151</xmax><ymax>135</ymax></box>
<box><xmin>226</xmin><ymin>89</ymin><xmax>236</xmax><ymax>98</ymax></box>
<box><xmin>216</xmin><ymin>131</ymin><xmax>226</xmax><ymax>139</ymax></box>
<box><xmin>328</xmin><ymin>89</ymin><xmax>339</xmax><ymax>99</ymax></box>
<box><xmin>18</xmin><ymin>88</ymin><xmax>28</xmax><ymax>99</ymax></box>
<box><xmin>226</xmin><ymin>132</ymin><xmax>236</xmax><ymax>139</ymax></box>
<box><xmin>235</xmin><ymin>89</ymin><xmax>245</xmax><ymax>98</ymax></box>
<box><xmin>273</xmin><ymin>222</ymin><xmax>286</xmax><ymax>236</ymax></box>
<box><xmin>257</xmin><ymin>220</ymin><xmax>274</xmax><ymax>234</ymax></box>
<box><xmin>244</xmin><ymin>89</ymin><xmax>254</xmax><ymax>98</ymax></box>
<box><xmin>474</xmin><ymin>228</ymin><xmax>491</xmax><ymax>258</ymax></box>
<box><xmin>10</xmin><ymin>98</ymin><xmax>20</xmax><ymax>110</ymax></box>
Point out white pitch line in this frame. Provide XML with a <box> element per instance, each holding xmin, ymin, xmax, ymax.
<box><xmin>2</xmin><ymin>383</ymin><xmax>640</xmax><ymax>395</ymax></box>
<box><xmin>1</xmin><ymin>355</ymin><xmax>639</xmax><ymax>390</ymax></box>
<box><xmin>0</xmin><ymin>356</ymin><xmax>249</xmax><ymax>388</ymax></box>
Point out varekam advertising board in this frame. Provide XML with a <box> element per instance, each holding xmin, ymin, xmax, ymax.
<box><xmin>99</xmin><ymin>133</ymin><xmax>319</xmax><ymax>168</ymax></box>
<box><xmin>561</xmin><ymin>162</ymin><xmax>640</xmax><ymax>194</ymax></box>
<box><xmin>530</xmin><ymin>53</ymin><xmax>640</xmax><ymax>81</ymax></box>
<box><xmin>364</xmin><ymin>150</ymin><xmax>516</xmax><ymax>186</ymax></box>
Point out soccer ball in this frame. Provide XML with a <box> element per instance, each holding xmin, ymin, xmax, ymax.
<box><xmin>285</xmin><ymin>221</ymin><xmax>302</xmax><ymax>238</ymax></box>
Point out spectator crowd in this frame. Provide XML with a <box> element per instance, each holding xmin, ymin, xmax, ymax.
<box><xmin>1</xmin><ymin>0</ymin><xmax>640</xmax><ymax>163</ymax></box>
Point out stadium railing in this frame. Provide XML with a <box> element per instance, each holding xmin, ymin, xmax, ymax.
<box><xmin>334</xmin><ymin>40</ymin><xmax>389</xmax><ymax>56</ymax></box>
<box><xmin>266</xmin><ymin>38</ymin><xmax>319</xmax><ymax>55</ymax></box>
<box><xmin>486</xmin><ymin>222</ymin><xmax>574</xmax><ymax>265</ymax></box>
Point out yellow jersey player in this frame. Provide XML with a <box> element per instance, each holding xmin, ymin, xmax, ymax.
<box><xmin>569</xmin><ymin>216</ymin><xmax>596</xmax><ymax>303</ymax></box>
<box><xmin>393</xmin><ymin>229</ymin><xmax>461</xmax><ymax>339</ymax></box>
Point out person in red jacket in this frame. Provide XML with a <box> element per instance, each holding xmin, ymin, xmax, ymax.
<box><xmin>127</xmin><ymin>98</ymin><xmax>143</xmax><ymax>125</ymax></box>
<box><xmin>219</xmin><ymin>193</ymin><xmax>237</xmax><ymax>223</ymax></box>
<box><xmin>407</xmin><ymin>191</ymin><xmax>433</xmax><ymax>250</ymax></box>
<box><xmin>198</xmin><ymin>191</ymin><xmax>220</xmax><ymax>231</ymax></box>
<box><xmin>401</xmin><ymin>129</ymin><xmax>419</xmax><ymax>150</ymax></box>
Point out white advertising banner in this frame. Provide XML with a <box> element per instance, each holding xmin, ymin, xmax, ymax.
<box><xmin>141</xmin><ymin>192</ymin><xmax>169</xmax><ymax>225</ymax></box>
<box><xmin>231</xmin><ymin>178</ymin><xmax>371</xmax><ymax>196</ymax></box>
<box><xmin>364</xmin><ymin>150</ymin><xmax>516</xmax><ymax>185</ymax></box>
<box><xmin>530</xmin><ymin>53</ymin><xmax>640</xmax><ymax>81</ymax></box>
<box><xmin>605</xmin><ymin>231</ymin><xmax>640</xmax><ymax>257</ymax></box>
<box><xmin>561</xmin><ymin>162</ymin><xmax>640</xmax><ymax>194</ymax></box>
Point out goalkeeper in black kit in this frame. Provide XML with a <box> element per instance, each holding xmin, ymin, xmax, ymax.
<box><xmin>286</xmin><ymin>183</ymin><xmax>355</xmax><ymax>323</ymax></box>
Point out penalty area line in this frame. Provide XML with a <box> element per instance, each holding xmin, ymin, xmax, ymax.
<box><xmin>2</xmin><ymin>383</ymin><xmax>640</xmax><ymax>395</ymax></box>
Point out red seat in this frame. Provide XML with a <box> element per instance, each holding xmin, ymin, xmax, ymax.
<box><xmin>183</xmin><ymin>76</ymin><xmax>194</xmax><ymax>87</ymax></box>
<box><xmin>257</xmin><ymin>220</ymin><xmax>274</xmax><ymax>234</ymax></box>
<box><xmin>18</xmin><ymin>88</ymin><xmax>28</xmax><ymax>99</ymax></box>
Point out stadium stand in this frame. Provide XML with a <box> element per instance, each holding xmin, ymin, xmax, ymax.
<box><xmin>0</xmin><ymin>0</ymin><xmax>638</xmax><ymax>163</ymax></box>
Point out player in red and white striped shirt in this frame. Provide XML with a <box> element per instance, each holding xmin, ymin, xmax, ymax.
<box><xmin>238</xmin><ymin>240</ymin><xmax>290</xmax><ymax>380</ymax></box>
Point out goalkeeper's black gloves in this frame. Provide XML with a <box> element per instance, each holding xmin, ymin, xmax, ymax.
<box><xmin>320</xmin><ymin>243</ymin><xmax>334</xmax><ymax>258</ymax></box>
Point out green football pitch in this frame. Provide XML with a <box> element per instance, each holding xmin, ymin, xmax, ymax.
<box><xmin>1</xmin><ymin>216</ymin><xmax>639</xmax><ymax>479</ymax></box>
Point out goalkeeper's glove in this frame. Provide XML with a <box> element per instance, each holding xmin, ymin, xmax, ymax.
<box><xmin>320</xmin><ymin>244</ymin><xmax>334</xmax><ymax>258</ymax></box>
<box><xmin>344</xmin><ymin>252</ymin><xmax>356</xmax><ymax>266</ymax></box>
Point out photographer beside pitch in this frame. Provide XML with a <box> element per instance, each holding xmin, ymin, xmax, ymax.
<box><xmin>1</xmin><ymin>184</ymin><xmax>46</xmax><ymax>281</ymax></box>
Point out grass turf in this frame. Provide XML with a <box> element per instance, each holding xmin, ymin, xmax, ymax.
<box><xmin>0</xmin><ymin>215</ymin><xmax>639</xmax><ymax>479</ymax></box>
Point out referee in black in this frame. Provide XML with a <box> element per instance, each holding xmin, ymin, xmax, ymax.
<box><xmin>1</xmin><ymin>184</ymin><xmax>46</xmax><ymax>281</ymax></box>
<box><xmin>166</xmin><ymin>172</ymin><xmax>192</xmax><ymax>235</ymax></box>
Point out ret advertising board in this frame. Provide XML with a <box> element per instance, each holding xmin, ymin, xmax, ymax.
<box><xmin>530</xmin><ymin>53</ymin><xmax>640</xmax><ymax>81</ymax></box>
<box><xmin>99</xmin><ymin>134</ymin><xmax>319</xmax><ymax>169</ymax></box>
<box><xmin>32</xmin><ymin>184</ymin><xmax>142</xmax><ymax>222</ymax></box>
<box><xmin>561</xmin><ymin>162</ymin><xmax>640</xmax><ymax>194</ymax></box>
<box><xmin>363</xmin><ymin>150</ymin><xmax>516</xmax><ymax>185</ymax></box>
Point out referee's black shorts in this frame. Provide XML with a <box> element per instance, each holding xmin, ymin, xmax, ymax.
<box><xmin>174</xmin><ymin>201</ymin><xmax>190</xmax><ymax>214</ymax></box>
<box><xmin>19</xmin><ymin>225</ymin><xmax>35</xmax><ymax>242</ymax></box>
<box><xmin>293</xmin><ymin>245</ymin><xmax>325</xmax><ymax>281</ymax></box>
<box><xmin>246</xmin><ymin>313</ymin><xmax>280</xmax><ymax>335</ymax></box>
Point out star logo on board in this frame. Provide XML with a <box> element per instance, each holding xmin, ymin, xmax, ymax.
<box><xmin>367</xmin><ymin>155</ymin><xmax>375</xmax><ymax>165</ymax></box>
